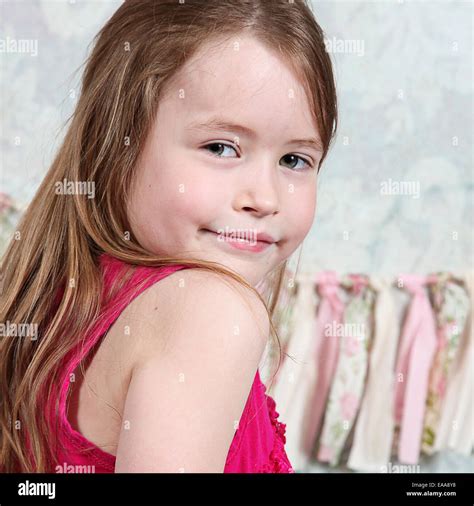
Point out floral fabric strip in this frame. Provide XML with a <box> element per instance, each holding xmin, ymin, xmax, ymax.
<box><xmin>316</xmin><ymin>274</ymin><xmax>375</xmax><ymax>466</ymax></box>
<box><xmin>433</xmin><ymin>270</ymin><xmax>473</xmax><ymax>456</ymax></box>
<box><xmin>422</xmin><ymin>274</ymin><xmax>470</xmax><ymax>454</ymax></box>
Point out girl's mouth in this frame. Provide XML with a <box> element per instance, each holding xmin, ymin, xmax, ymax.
<box><xmin>201</xmin><ymin>229</ymin><xmax>275</xmax><ymax>254</ymax></box>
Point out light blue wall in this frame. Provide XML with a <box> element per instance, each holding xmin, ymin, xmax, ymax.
<box><xmin>1</xmin><ymin>1</ymin><xmax>471</xmax><ymax>274</ymax></box>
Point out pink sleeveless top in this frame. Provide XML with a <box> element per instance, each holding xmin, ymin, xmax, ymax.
<box><xmin>50</xmin><ymin>253</ymin><xmax>294</xmax><ymax>473</ymax></box>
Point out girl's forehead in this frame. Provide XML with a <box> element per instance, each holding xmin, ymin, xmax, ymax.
<box><xmin>161</xmin><ymin>36</ymin><xmax>317</xmax><ymax>138</ymax></box>
<box><xmin>168</xmin><ymin>35</ymin><xmax>305</xmax><ymax>103</ymax></box>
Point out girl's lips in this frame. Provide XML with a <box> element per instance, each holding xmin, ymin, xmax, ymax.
<box><xmin>202</xmin><ymin>229</ymin><xmax>274</xmax><ymax>253</ymax></box>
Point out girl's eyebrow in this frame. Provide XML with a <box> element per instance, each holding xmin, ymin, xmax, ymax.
<box><xmin>185</xmin><ymin>116</ymin><xmax>324</xmax><ymax>153</ymax></box>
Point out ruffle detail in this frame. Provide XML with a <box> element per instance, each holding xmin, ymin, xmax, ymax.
<box><xmin>256</xmin><ymin>395</ymin><xmax>295</xmax><ymax>473</ymax></box>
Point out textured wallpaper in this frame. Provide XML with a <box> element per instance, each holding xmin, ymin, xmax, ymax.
<box><xmin>301</xmin><ymin>0</ymin><xmax>473</xmax><ymax>278</ymax></box>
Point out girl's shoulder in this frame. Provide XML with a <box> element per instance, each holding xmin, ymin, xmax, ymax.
<box><xmin>126</xmin><ymin>263</ymin><xmax>270</xmax><ymax>364</ymax></box>
<box><xmin>99</xmin><ymin>253</ymin><xmax>270</xmax><ymax>380</ymax></box>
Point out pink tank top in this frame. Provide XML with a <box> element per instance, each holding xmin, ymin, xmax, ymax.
<box><xmin>51</xmin><ymin>253</ymin><xmax>294</xmax><ymax>473</ymax></box>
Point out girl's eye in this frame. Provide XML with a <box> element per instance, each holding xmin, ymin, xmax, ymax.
<box><xmin>202</xmin><ymin>143</ymin><xmax>314</xmax><ymax>171</ymax></box>
<box><xmin>280</xmin><ymin>154</ymin><xmax>314</xmax><ymax>171</ymax></box>
<box><xmin>203</xmin><ymin>142</ymin><xmax>239</xmax><ymax>158</ymax></box>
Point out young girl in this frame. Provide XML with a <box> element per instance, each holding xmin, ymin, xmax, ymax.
<box><xmin>0</xmin><ymin>0</ymin><xmax>337</xmax><ymax>473</ymax></box>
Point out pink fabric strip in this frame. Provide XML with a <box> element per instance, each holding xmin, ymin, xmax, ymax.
<box><xmin>346</xmin><ymin>273</ymin><xmax>369</xmax><ymax>295</ymax></box>
<box><xmin>310</xmin><ymin>271</ymin><xmax>345</xmax><ymax>446</ymax></box>
<box><xmin>394</xmin><ymin>274</ymin><xmax>438</xmax><ymax>464</ymax></box>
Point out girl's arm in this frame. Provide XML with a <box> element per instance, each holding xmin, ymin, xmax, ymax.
<box><xmin>114</xmin><ymin>269</ymin><xmax>269</xmax><ymax>473</ymax></box>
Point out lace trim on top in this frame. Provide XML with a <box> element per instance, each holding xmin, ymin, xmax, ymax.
<box><xmin>226</xmin><ymin>371</ymin><xmax>294</xmax><ymax>473</ymax></box>
<box><xmin>256</xmin><ymin>395</ymin><xmax>295</xmax><ymax>473</ymax></box>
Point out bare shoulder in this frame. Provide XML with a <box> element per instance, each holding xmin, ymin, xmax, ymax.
<box><xmin>128</xmin><ymin>267</ymin><xmax>270</xmax><ymax>367</ymax></box>
<box><xmin>114</xmin><ymin>267</ymin><xmax>270</xmax><ymax>472</ymax></box>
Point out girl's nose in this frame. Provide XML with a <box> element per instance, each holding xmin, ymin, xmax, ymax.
<box><xmin>232</xmin><ymin>162</ymin><xmax>281</xmax><ymax>217</ymax></box>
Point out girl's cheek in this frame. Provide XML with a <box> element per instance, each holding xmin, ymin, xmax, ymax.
<box><xmin>167</xmin><ymin>174</ymin><xmax>225</xmax><ymax>222</ymax></box>
<box><xmin>288</xmin><ymin>182</ymin><xmax>317</xmax><ymax>232</ymax></box>
<box><xmin>172</xmin><ymin>160</ymin><xmax>230</xmax><ymax>208</ymax></box>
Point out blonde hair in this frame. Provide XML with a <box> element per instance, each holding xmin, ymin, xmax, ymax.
<box><xmin>0</xmin><ymin>0</ymin><xmax>338</xmax><ymax>472</ymax></box>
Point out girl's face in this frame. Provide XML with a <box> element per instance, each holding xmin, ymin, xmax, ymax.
<box><xmin>127</xmin><ymin>35</ymin><xmax>322</xmax><ymax>287</ymax></box>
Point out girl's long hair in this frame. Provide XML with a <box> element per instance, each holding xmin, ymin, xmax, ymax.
<box><xmin>0</xmin><ymin>0</ymin><xmax>338</xmax><ymax>472</ymax></box>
